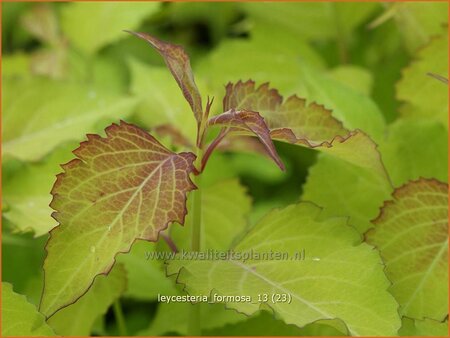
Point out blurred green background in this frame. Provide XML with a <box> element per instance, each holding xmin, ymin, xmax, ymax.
<box><xmin>2</xmin><ymin>1</ymin><xmax>448</xmax><ymax>336</ymax></box>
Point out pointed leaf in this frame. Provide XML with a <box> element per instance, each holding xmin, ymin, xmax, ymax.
<box><xmin>40</xmin><ymin>121</ymin><xmax>196</xmax><ymax>317</ymax></box>
<box><xmin>168</xmin><ymin>203</ymin><xmax>401</xmax><ymax>336</ymax></box>
<box><xmin>208</xmin><ymin>110</ymin><xmax>285</xmax><ymax>170</ymax></box>
<box><xmin>2</xmin><ymin>283</ymin><xmax>55</xmax><ymax>336</ymax></box>
<box><xmin>48</xmin><ymin>264</ymin><xmax>127</xmax><ymax>336</ymax></box>
<box><xmin>127</xmin><ymin>31</ymin><xmax>203</xmax><ymax>122</ymax></box>
<box><xmin>366</xmin><ymin>179</ymin><xmax>448</xmax><ymax>321</ymax></box>
<box><xmin>224</xmin><ymin>80</ymin><xmax>389</xmax><ymax>181</ymax></box>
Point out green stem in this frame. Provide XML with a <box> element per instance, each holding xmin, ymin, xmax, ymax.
<box><xmin>113</xmin><ymin>299</ymin><xmax>128</xmax><ymax>336</ymax></box>
<box><xmin>188</xmin><ymin>148</ymin><xmax>203</xmax><ymax>336</ymax></box>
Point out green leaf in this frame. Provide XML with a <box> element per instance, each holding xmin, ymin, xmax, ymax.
<box><xmin>171</xmin><ymin>179</ymin><xmax>252</xmax><ymax>251</ymax></box>
<box><xmin>243</xmin><ymin>2</ymin><xmax>379</xmax><ymax>40</ymax></box>
<box><xmin>40</xmin><ymin>121</ymin><xmax>196</xmax><ymax>317</ymax></box>
<box><xmin>3</xmin><ymin>143</ymin><xmax>77</xmax><ymax>237</ymax></box>
<box><xmin>380</xmin><ymin>118</ymin><xmax>448</xmax><ymax>186</ymax></box>
<box><xmin>399</xmin><ymin>317</ymin><xmax>448</xmax><ymax>336</ymax></box>
<box><xmin>116</xmin><ymin>240</ymin><xmax>176</xmax><ymax>300</ymax></box>
<box><xmin>129</xmin><ymin>59</ymin><xmax>197</xmax><ymax>143</ymax></box>
<box><xmin>397</xmin><ymin>30</ymin><xmax>448</xmax><ymax>128</ymax></box>
<box><xmin>392</xmin><ymin>2</ymin><xmax>449</xmax><ymax>52</ymax></box>
<box><xmin>208</xmin><ymin>110</ymin><xmax>285</xmax><ymax>170</ymax></box>
<box><xmin>366</xmin><ymin>179</ymin><xmax>448</xmax><ymax>321</ymax></box>
<box><xmin>168</xmin><ymin>203</ymin><xmax>401</xmax><ymax>336</ymax></box>
<box><xmin>195</xmin><ymin>36</ymin><xmax>324</xmax><ymax>103</ymax></box>
<box><xmin>138</xmin><ymin>302</ymin><xmax>246</xmax><ymax>336</ymax></box>
<box><xmin>48</xmin><ymin>264</ymin><xmax>127</xmax><ymax>336</ymax></box>
<box><xmin>2</xmin><ymin>282</ymin><xmax>55</xmax><ymax>336</ymax></box>
<box><xmin>224</xmin><ymin>81</ymin><xmax>390</xmax><ymax>183</ymax></box>
<box><xmin>2</xmin><ymin>78</ymin><xmax>138</xmax><ymax>162</ymax></box>
<box><xmin>61</xmin><ymin>2</ymin><xmax>160</xmax><ymax>55</ymax></box>
<box><xmin>328</xmin><ymin>65</ymin><xmax>374</xmax><ymax>96</ymax></box>
<box><xmin>295</xmin><ymin>65</ymin><xmax>385</xmax><ymax>141</ymax></box>
<box><xmin>204</xmin><ymin>311</ymin><xmax>345</xmax><ymax>336</ymax></box>
<box><xmin>303</xmin><ymin>153</ymin><xmax>392</xmax><ymax>234</ymax></box>
<box><xmin>127</xmin><ymin>31</ymin><xmax>204</xmax><ymax>122</ymax></box>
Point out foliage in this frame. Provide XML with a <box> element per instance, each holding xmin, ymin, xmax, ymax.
<box><xmin>2</xmin><ymin>2</ymin><xmax>448</xmax><ymax>337</ymax></box>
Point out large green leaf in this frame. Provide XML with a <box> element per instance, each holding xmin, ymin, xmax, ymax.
<box><xmin>3</xmin><ymin>143</ymin><xmax>76</xmax><ymax>237</ymax></box>
<box><xmin>48</xmin><ymin>264</ymin><xmax>127</xmax><ymax>336</ymax></box>
<box><xmin>168</xmin><ymin>203</ymin><xmax>401</xmax><ymax>336</ymax></box>
<box><xmin>380</xmin><ymin>118</ymin><xmax>448</xmax><ymax>186</ymax></box>
<box><xmin>396</xmin><ymin>30</ymin><xmax>448</xmax><ymax>128</ymax></box>
<box><xmin>61</xmin><ymin>2</ymin><xmax>160</xmax><ymax>55</ymax></box>
<box><xmin>171</xmin><ymin>179</ymin><xmax>252</xmax><ymax>251</ymax></box>
<box><xmin>2</xmin><ymin>283</ymin><xmax>55</xmax><ymax>336</ymax></box>
<box><xmin>366</xmin><ymin>179</ymin><xmax>448</xmax><ymax>321</ymax></box>
<box><xmin>303</xmin><ymin>153</ymin><xmax>392</xmax><ymax>234</ymax></box>
<box><xmin>40</xmin><ymin>121</ymin><xmax>196</xmax><ymax>317</ymax></box>
<box><xmin>2</xmin><ymin>78</ymin><xmax>138</xmax><ymax>162</ymax></box>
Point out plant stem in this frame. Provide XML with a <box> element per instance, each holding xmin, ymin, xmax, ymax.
<box><xmin>188</xmin><ymin>148</ymin><xmax>203</xmax><ymax>336</ymax></box>
<box><xmin>113</xmin><ymin>299</ymin><xmax>128</xmax><ymax>336</ymax></box>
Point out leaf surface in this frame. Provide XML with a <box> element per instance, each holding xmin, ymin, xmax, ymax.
<box><xmin>40</xmin><ymin>121</ymin><xmax>196</xmax><ymax>317</ymax></box>
<box><xmin>129</xmin><ymin>59</ymin><xmax>197</xmax><ymax>144</ymax></box>
<box><xmin>3</xmin><ymin>143</ymin><xmax>77</xmax><ymax>237</ymax></box>
<box><xmin>48</xmin><ymin>264</ymin><xmax>127</xmax><ymax>336</ymax></box>
<box><xmin>2</xmin><ymin>283</ymin><xmax>55</xmax><ymax>336</ymax></box>
<box><xmin>127</xmin><ymin>31</ymin><xmax>203</xmax><ymax>122</ymax></box>
<box><xmin>168</xmin><ymin>203</ymin><xmax>401</xmax><ymax>336</ymax></box>
<box><xmin>380</xmin><ymin>118</ymin><xmax>448</xmax><ymax>186</ymax></box>
<box><xmin>399</xmin><ymin>318</ymin><xmax>448</xmax><ymax>336</ymax></box>
<box><xmin>366</xmin><ymin>179</ymin><xmax>448</xmax><ymax>320</ymax></box>
<box><xmin>61</xmin><ymin>2</ymin><xmax>160</xmax><ymax>55</ymax></box>
<box><xmin>303</xmin><ymin>153</ymin><xmax>392</xmax><ymax>234</ymax></box>
<box><xmin>2</xmin><ymin>78</ymin><xmax>138</xmax><ymax>161</ymax></box>
<box><xmin>392</xmin><ymin>2</ymin><xmax>448</xmax><ymax>52</ymax></box>
<box><xmin>397</xmin><ymin>31</ymin><xmax>448</xmax><ymax>128</ymax></box>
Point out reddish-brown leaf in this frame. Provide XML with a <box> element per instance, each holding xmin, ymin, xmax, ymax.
<box><xmin>208</xmin><ymin>109</ymin><xmax>285</xmax><ymax>170</ymax></box>
<box><xmin>40</xmin><ymin>121</ymin><xmax>196</xmax><ymax>317</ymax></box>
<box><xmin>224</xmin><ymin>80</ymin><xmax>389</xmax><ymax>181</ymax></box>
<box><xmin>126</xmin><ymin>31</ymin><xmax>203</xmax><ymax>122</ymax></box>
